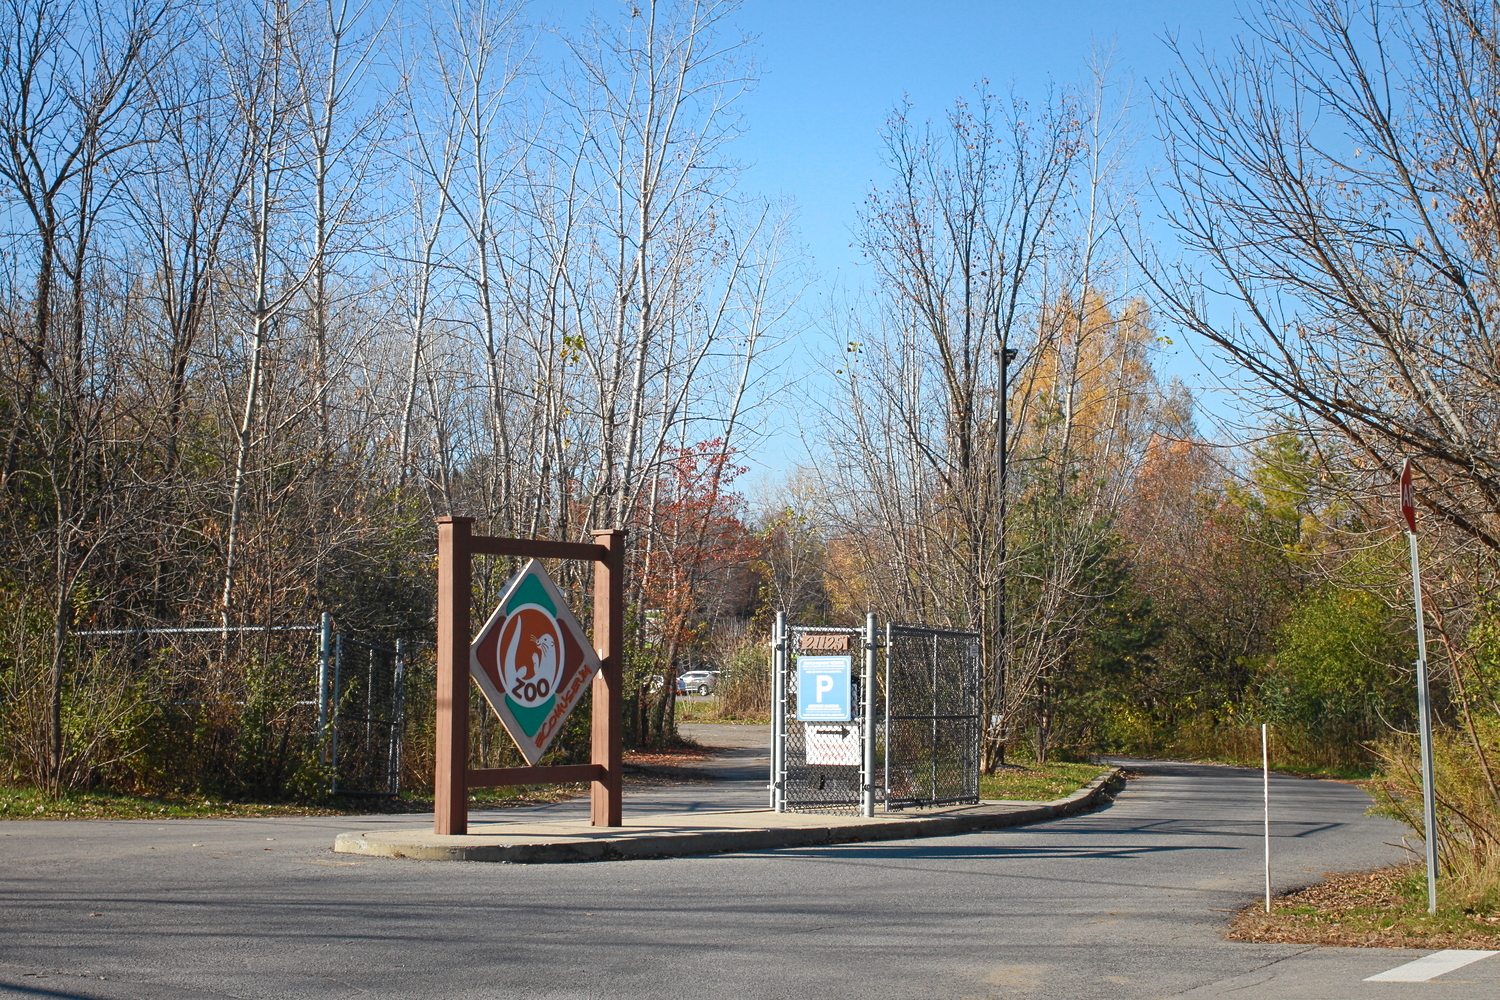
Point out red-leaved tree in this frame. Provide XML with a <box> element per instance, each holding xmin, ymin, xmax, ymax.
<box><xmin>630</xmin><ymin>440</ymin><xmax>759</xmax><ymax>744</ymax></box>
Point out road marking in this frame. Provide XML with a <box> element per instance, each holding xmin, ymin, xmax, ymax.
<box><xmin>1365</xmin><ymin>949</ymin><xmax>1500</xmax><ymax>982</ymax></box>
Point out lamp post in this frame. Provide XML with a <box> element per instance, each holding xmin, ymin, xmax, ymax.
<box><xmin>994</xmin><ymin>346</ymin><xmax>1018</xmax><ymax>765</ymax></box>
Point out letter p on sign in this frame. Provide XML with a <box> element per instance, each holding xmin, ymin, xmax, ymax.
<box><xmin>815</xmin><ymin>674</ymin><xmax>835</xmax><ymax>702</ymax></box>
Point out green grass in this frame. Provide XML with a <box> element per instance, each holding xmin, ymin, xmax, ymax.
<box><xmin>0</xmin><ymin>782</ymin><xmax>585</xmax><ymax>820</ymax></box>
<box><xmin>674</xmin><ymin>700</ymin><xmax>719</xmax><ymax>722</ymax></box>
<box><xmin>0</xmin><ymin>786</ymin><xmax>342</xmax><ymax>820</ymax></box>
<box><xmin>463</xmin><ymin>784</ymin><xmax>587</xmax><ymax>810</ymax></box>
<box><xmin>979</xmin><ymin>761</ymin><xmax>1105</xmax><ymax>801</ymax></box>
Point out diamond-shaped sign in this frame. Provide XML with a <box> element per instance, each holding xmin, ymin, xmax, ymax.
<box><xmin>470</xmin><ymin>560</ymin><xmax>601</xmax><ymax>765</ymax></box>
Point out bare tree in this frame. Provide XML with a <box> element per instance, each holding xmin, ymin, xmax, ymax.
<box><xmin>0</xmin><ymin>0</ymin><xmax>184</xmax><ymax>789</ymax></box>
<box><xmin>211</xmin><ymin>0</ymin><xmax>392</xmax><ymax>627</ymax></box>
<box><xmin>1154</xmin><ymin>0</ymin><xmax>1500</xmax><ymax>551</ymax></box>
<box><xmin>826</xmin><ymin>86</ymin><xmax>1084</xmax><ymax>764</ymax></box>
<box><xmin>0</xmin><ymin>0</ymin><xmax>797</xmax><ymax>792</ymax></box>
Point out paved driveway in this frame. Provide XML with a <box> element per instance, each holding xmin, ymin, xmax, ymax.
<box><xmin>2</xmin><ymin>753</ymin><xmax>1477</xmax><ymax>999</ymax></box>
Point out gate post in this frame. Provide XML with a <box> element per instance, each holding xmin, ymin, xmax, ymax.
<box><xmin>862</xmin><ymin>612</ymin><xmax>877</xmax><ymax>817</ymax></box>
<box><xmin>317</xmin><ymin>612</ymin><xmax>332</xmax><ymax>763</ymax></box>
<box><xmin>331</xmin><ymin>633</ymin><xmax>344</xmax><ymax>792</ymax></box>
<box><xmin>391</xmin><ymin>638</ymin><xmax>407</xmax><ymax>795</ymax></box>
<box><xmin>771</xmin><ymin>611</ymin><xmax>786</xmax><ymax>812</ymax></box>
<box><xmin>434</xmin><ymin>516</ymin><xmax>473</xmax><ymax>835</ymax></box>
<box><xmin>590</xmin><ymin>528</ymin><xmax>625</xmax><ymax>827</ymax></box>
<box><xmin>884</xmin><ymin>621</ymin><xmax>892</xmax><ymax>810</ymax></box>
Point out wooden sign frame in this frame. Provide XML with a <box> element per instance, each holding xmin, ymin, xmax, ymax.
<box><xmin>434</xmin><ymin>517</ymin><xmax>624</xmax><ymax>835</ymax></box>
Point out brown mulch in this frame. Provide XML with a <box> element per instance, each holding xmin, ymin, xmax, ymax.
<box><xmin>620</xmin><ymin>745</ymin><xmax>719</xmax><ymax>785</ymax></box>
<box><xmin>1227</xmin><ymin>865</ymin><xmax>1500</xmax><ymax>949</ymax></box>
<box><xmin>622</xmin><ymin>748</ymin><xmax>715</xmax><ymax>768</ymax></box>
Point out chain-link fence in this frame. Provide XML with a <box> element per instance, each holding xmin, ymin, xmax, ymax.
<box><xmin>771</xmin><ymin>615</ymin><xmax>980</xmax><ymax>816</ymax></box>
<box><xmin>325</xmin><ymin>633</ymin><xmax>411</xmax><ymax>796</ymax></box>
<box><xmin>70</xmin><ymin>618</ymin><xmax>417</xmax><ymax>797</ymax></box>
<box><xmin>881</xmin><ymin>624</ymin><xmax>981</xmax><ymax>809</ymax></box>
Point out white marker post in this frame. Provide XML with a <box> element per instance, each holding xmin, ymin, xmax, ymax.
<box><xmin>1263</xmin><ymin>723</ymin><xmax>1271</xmax><ymax>913</ymax></box>
<box><xmin>1402</xmin><ymin>458</ymin><xmax>1439</xmax><ymax>915</ymax></box>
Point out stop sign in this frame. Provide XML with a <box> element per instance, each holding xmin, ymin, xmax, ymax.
<box><xmin>1400</xmin><ymin>458</ymin><xmax>1417</xmax><ymax>533</ymax></box>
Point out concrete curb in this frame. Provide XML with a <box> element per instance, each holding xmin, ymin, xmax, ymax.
<box><xmin>333</xmin><ymin>766</ymin><xmax>1126</xmax><ymax>864</ymax></box>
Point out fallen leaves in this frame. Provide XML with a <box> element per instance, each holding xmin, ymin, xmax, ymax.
<box><xmin>1228</xmin><ymin>864</ymin><xmax>1500</xmax><ymax>949</ymax></box>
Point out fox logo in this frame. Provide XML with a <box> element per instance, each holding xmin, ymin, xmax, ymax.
<box><xmin>499</xmin><ymin>606</ymin><xmax>563</xmax><ymax>708</ymax></box>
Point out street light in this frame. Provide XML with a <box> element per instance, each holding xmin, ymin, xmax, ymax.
<box><xmin>994</xmin><ymin>346</ymin><xmax>1018</xmax><ymax>765</ymax></box>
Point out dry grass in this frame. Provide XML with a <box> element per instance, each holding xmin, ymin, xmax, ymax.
<box><xmin>1228</xmin><ymin>864</ymin><xmax>1500</xmax><ymax>948</ymax></box>
<box><xmin>674</xmin><ymin>699</ymin><xmax>769</xmax><ymax>724</ymax></box>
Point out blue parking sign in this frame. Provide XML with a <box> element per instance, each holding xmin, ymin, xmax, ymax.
<box><xmin>796</xmin><ymin>655</ymin><xmax>852</xmax><ymax>722</ymax></box>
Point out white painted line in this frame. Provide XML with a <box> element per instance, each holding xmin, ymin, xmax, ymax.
<box><xmin>1365</xmin><ymin>949</ymin><xmax>1500</xmax><ymax>982</ymax></box>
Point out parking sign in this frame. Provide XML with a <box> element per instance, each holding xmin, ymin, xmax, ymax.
<box><xmin>796</xmin><ymin>655</ymin><xmax>852</xmax><ymax>721</ymax></box>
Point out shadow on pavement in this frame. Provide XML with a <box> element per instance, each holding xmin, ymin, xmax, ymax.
<box><xmin>773</xmin><ymin>840</ymin><xmax>1238</xmax><ymax>862</ymax></box>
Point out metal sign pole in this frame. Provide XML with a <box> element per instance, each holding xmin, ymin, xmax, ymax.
<box><xmin>1402</xmin><ymin>459</ymin><xmax>1438</xmax><ymax>914</ymax></box>
<box><xmin>1410</xmin><ymin>532</ymin><xmax>1438</xmax><ymax>915</ymax></box>
<box><xmin>1262</xmin><ymin>723</ymin><xmax>1271</xmax><ymax>913</ymax></box>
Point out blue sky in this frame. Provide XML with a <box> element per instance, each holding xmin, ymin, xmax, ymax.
<box><xmin>725</xmin><ymin>1</ymin><xmax>1255</xmax><ymax>483</ymax></box>
<box><xmin>539</xmin><ymin>1</ymin><xmax>1255</xmax><ymax>483</ymax></box>
<box><xmin>731</xmin><ymin>0</ymin><xmax>1245</xmax><ymax>279</ymax></box>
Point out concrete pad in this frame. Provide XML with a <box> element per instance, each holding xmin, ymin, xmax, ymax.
<box><xmin>333</xmin><ymin>768</ymin><xmax>1125</xmax><ymax>862</ymax></box>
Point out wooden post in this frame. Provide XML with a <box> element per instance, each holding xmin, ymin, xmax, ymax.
<box><xmin>434</xmin><ymin>516</ymin><xmax>472</xmax><ymax>835</ymax></box>
<box><xmin>591</xmin><ymin>528</ymin><xmax>625</xmax><ymax>826</ymax></box>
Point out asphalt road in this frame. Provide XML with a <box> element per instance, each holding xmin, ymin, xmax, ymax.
<box><xmin>1</xmin><ymin>740</ymin><xmax>1485</xmax><ymax>1000</ymax></box>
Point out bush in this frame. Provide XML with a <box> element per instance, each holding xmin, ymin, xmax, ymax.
<box><xmin>1369</xmin><ymin>719</ymin><xmax>1500</xmax><ymax>912</ymax></box>
<box><xmin>1261</xmin><ymin>586</ymin><xmax>1412</xmax><ymax>770</ymax></box>
<box><xmin>716</xmin><ymin>640</ymin><xmax>770</xmax><ymax>720</ymax></box>
<box><xmin>0</xmin><ymin>596</ymin><xmax>158</xmax><ymax>795</ymax></box>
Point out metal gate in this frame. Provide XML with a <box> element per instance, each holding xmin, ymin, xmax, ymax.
<box><xmin>770</xmin><ymin>621</ymin><xmax>872</xmax><ymax>815</ymax></box>
<box><xmin>881</xmin><ymin>624</ymin><xmax>982</xmax><ymax>809</ymax></box>
<box><xmin>770</xmin><ymin>614</ymin><xmax>980</xmax><ymax>816</ymax></box>
<box><xmin>323</xmin><ymin>628</ymin><xmax>410</xmax><ymax>796</ymax></box>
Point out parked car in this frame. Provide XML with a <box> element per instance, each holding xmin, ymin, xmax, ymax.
<box><xmin>675</xmin><ymin>669</ymin><xmax>720</xmax><ymax>696</ymax></box>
